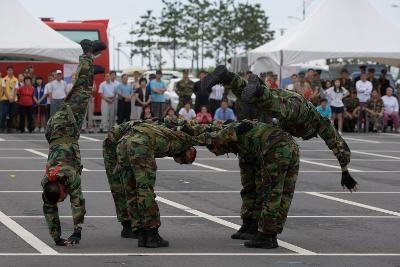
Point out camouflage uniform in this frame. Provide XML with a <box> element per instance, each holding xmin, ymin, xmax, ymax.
<box><xmin>229</xmin><ymin>74</ymin><xmax>351</xmax><ymax>168</ymax></box>
<box><xmin>111</xmin><ymin>123</ymin><xmax>197</xmax><ymax>231</ymax></box>
<box><xmin>365</xmin><ymin>98</ymin><xmax>384</xmax><ymax>131</ymax></box>
<box><xmin>176</xmin><ymin>79</ymin><xmax>194</xmax><ymax>111</ymax></box>
<box><xmin>42</xmin><ymin>54</ymin><xmax>94</xmax><ymax>239</ymax></box>
<box><xmin>198</xmin><ymin>121</ymin><xmax>299</xmax><ymax>234</ymax></box>
<box><xmin>343</xmin><ymin>96</ymin><xmax>360</xmax><ymax>132</ymax></box>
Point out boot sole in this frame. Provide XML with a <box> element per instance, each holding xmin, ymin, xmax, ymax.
<box><xmin>244</xmin><ymin>243</ymin><xmax>279</xmax><ymax>249</ymax></box>
<box><xmin>145</xmin><ymin>242</ymin><xmax>169</xmax><ymax>248</ymax></box>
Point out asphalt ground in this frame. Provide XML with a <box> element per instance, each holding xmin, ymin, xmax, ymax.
<box><xmin>0</xmin><ymin>132</ymin><xmax>400</xmax><ymax>266</ymax></box>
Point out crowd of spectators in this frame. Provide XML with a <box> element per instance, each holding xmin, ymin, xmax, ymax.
<box><xmin>2</xmin><ymin>64</ymin><xmax>399</xmax><ymax>134</ymax></box>
<box><xmin>282</xmin><ymin>66</ymin><xmax>400</xmax><ymax>134</ymax></box>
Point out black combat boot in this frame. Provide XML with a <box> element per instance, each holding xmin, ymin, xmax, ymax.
<box><xmin>93</xmin><ymin>65</ymin><xmax>105</xmax><ymax>75</ymax></box>
<box><xmin>239</xmin><ymin>219</ymin><xmax>258</xmax><ymax>240</ymax></box>
<box><xmin>145</xmin><ymin>228</ymin><xmax>169</xmax><ymax>248</ymax></box>
<box><xmin>137</xmin><ymin>229</ymin><xmax>146</xmax><ymax>247</ymax></box>
<box><xmin>231</xmin><ymin>218</ymin><xmax>253</xmax><ymax>239</ymax></box>
<box><xmin>241</xmin><ymin>74</ymin><xmax>265</xmax><ymax>102</ymax></box>
<box><xmin>121</xmin><ymin>221</ymin><xmax>138</xmax><ymax>239</ymax></box>
<box><xmin>244</xmin><ymin>231</ymin><xmax>279</xmax><ymax>249</ymax></box>
<box><xmin>80</xmin><ymin>39</ymin><xmax>107</xmax><ymax>56</ymax></box>
<box><xmin>200</xmin><ymin>65</ymin><xmax>234</xmax><ymax>93</ymax></box>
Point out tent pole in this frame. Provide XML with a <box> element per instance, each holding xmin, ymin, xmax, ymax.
<box><xmin>279</xmin><ymin>50</ymin><xmax>283</xmax><ymax>87</ymax></box>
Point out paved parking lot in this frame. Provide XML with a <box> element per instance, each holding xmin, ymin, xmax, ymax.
<box><xmin>0</xmin><ymin>132</ymin><xmax>400</xmax><ymax>266</ymax></box>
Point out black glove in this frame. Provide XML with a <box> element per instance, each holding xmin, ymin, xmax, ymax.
<box><xmin>235</xmin><ymin>121</ymin><xmax>254</xmax><ymax>135</ymax></box>
<box><xmin>67</xmin><ymin>227</ymin><xmax>82</xmax><ymax>245</ymax></box>
<box><xmin>54</xmin><ymin>237</ymin><xmax>71</xmax><ymax>246</ymax></box>
<box><xmin>341</xmin><ymin>171</ymin><xmax>358</xmax><ymax>191</ymax></box>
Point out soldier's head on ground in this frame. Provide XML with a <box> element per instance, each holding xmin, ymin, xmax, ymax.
<box><xmin>43</xmin><ymin>181</ymin><xmax>64</xmax><ymax>204</ymax></box>
<box><xmin>173</xmin><ymin>147</ymin><xmax>197</xmax><ymax>164</ymax></box>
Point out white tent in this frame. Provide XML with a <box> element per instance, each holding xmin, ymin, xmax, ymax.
<box><xmin>0</xmin><ymin>0</ymin><xmax>81</xmax><ymax>63</ymax></box>
<box><xmin>249</xmin><ymin>0</ymin><xmax>400</xmax><ymax>75</ymax></box>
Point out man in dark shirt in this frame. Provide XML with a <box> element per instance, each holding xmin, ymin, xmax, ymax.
<box><xmin>354</xmin><ymin>65</ymin><xmax>367</xmax><ymax>86</ymax></box>
<box><xmin>193</xmin><ymin>70</ymin><xmax>209</xmax><ymax>113</ymax></box>
<box><xmin>379</xmin><ymin>69</ymin><xmax>390</xmax><ymax>96</ymax></box>
<box><xmin>367</xmin><ymin>68</ymin><xmax>380</xmax><ymax>91</ymax></box>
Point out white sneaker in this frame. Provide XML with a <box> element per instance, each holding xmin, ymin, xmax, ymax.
<box><xmin>40</xmin><ymin>128</ymin><xmax>45</xmax><ymax>133</ymax></box>
<box><xmin>338</xmin><ymin>131</ymin><xmax>342</xmax><ymax>135</ymax></box>
<box><xmin>34</xmin><ymin>128</ymin><xmax>39</xmax><ymax>133</ymax></box>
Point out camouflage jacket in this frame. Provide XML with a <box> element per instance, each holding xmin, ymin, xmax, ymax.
<box><xmin>176</xmin><ymin>79</ymin><xmax>194</xmax><ymax>98</ymax></box>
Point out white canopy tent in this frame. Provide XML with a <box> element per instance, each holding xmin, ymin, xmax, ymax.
<box><xmin>0</xmin><ymin>0</ymin><xmax>81</xmax><ymax>63</ymax></box>
<box><xmin>248</xmin><ymin>0</ymin><xmax>400</xmax><ymax>76</ymax></box>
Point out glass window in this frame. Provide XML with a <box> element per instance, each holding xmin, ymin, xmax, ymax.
<box><xmin>56</xmin><ymin>30</ymin><xmax>100</xmax><ymax>43</ymax></box>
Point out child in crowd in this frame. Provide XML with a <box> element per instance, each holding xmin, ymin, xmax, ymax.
<box><xmin>163</xmin><ymin>107</ymin><xmax>177</xmax><ymax>122</ymax></box>
<box><xmin>316</xmin><ymin>98</ymin><xmax>332</xmax><ymax>121</ymax></box>
<box><xmin>325</xmin><ymin>79</ymin><xmax>349</xmax><ymax>134</ymax></box>
<box><xmin>196</xmin><ymin>105</ymin><xmax>212</xmax><ymax>124</ymax></box>
<box><xmin>178</xmin><ymin>102</ymin><xmax>196</xmax><ymax>122</ymax></box>
<box><xmin>140</xmin><ymin>105</ymin><xmax>153</xmax><ymax>121</ymax></box>
<box><xmin>17</xmin><ymin>76</ymin><xmax>35</xmax><ymax>133</ymax></box>
<box><xmin>33</xmin><ymin>77</ymin><xmax>47</xmax><ymax>132</ymax></box>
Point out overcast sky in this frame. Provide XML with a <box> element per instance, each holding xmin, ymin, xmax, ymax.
<box><xmin>19</xmin><ymin>0</ymin><xmax>400</xmax><ymax>69</ymax></box>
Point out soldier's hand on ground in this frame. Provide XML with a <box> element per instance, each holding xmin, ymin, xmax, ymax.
<box><xmin>67</xmin><ymin>227</ymin><xmax>82</xmax><ymax>245</ymax></box>
<box><xmin>235</xmin><ymin>121</ymin><xmax>254</xmax><ymax>135</ymax></box>
<box><xmin>54</xmin><ymin>237</ymin><xmax>74</xmax><ymax>246</ymax></box>
<box><xmin>341</xmin><ymin>170</ymin><xmax>358</xmax><ymax>192</ymax></box>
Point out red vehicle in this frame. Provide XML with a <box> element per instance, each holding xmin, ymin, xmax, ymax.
<box><xmin>0</xmin><ymin>19</ymin><xmax>110</xmax><ymax>114</ymax></box>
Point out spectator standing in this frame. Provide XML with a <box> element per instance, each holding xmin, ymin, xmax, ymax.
<box><xmin>82</xmin><ymin>81</ymin><xmax>96</xmax><ymax>133</ymax></box>
<box><xmin>316</xmin><ymin>98</ymin><xmax>332</xmax><ymax>120</ymax></box>
<box><xmin>196</xmin><ymin>106</ymin><xmax>212</xmax><ymax>124</ymax></box>
<box><xmin>133</xmin><ymin>78</ymin><xmax>151</xmax><ymax>120</ymax></box>
<box><xmin>33</xmin><ymin>77</ymin><xmax>47</xmax><ymax>132</ymax></box>
<box><xmin>140</xmin><ymin>105</ymin><xmax>153</xmax><ymax>121</ymax></box>
<box><xmin>209</xmin><ymin>84</ymin><xmax>224</xmax><ymax>116</ymax></box>
<box><xmin>99</xmin><ymin>73</ymin><xmax>117</xmax><ymax>132</ymax></box>
<box><xmin>150</xmin><ymin>70</ymin><xmax>167</xmax><ymax>118</ymax></box>
<box><xmin>176</xmin><ymin>69</ymin><xmax>194</xmax><ymax>111</ymax></box>
<box><xmin>340</xmin><ymin>69</ymin><xmax>353</xmax><ymax>91</ymax></box>
<box><xmin>130</xmin><ymin>71</ymin><xmax>141</xmax><ymax>120</ymax></box>
<box><xmin>296</xmin><ymin>72</ymin><xmax>312</xmax><ymax>99</ymax></box>
<box><xmin>365</xmin><ymin>90</ymin><xmax>384</xmax><ymax>132</ymax></box>
<box><xmin>17</xmin><ymin>76</ymin><xmax>34</xmax><ymax>133</ymax></box>
<box><xmin>193</xmin><ymin>70</ymin><xmax>209</xmax><ymax>112</ymax></box>
<box><xmin>66</xmin><ymin>72</ymin><xmax>76</xmax><ymax>95</ymax></box>
<box><xmin>354</xmin><ymin>65</ymin><xmax>367</xmax><ymax>85</ymax></box>
<box><xmin>43</xmin><ymin>74</ymin><xmax>54</xmax><ymax>120</ymax></box>
<box><xmin>285</xmin><ymin>74</ymin><xmax>298</xmax><ymax>91</ymax></box>
<box><xmin>381</xmin><ymin>87</ymin><xmax>399</xmax><ymax>133</ymax></box>
<box><xmin>1</xmin><ymin>66</ymin><xmax>18</xmax><ymax>133</ymax></box>
<box><xmin>355</xmin><ymin>73</ymin><xmax>373</xmax><ymax>130</ymax></box>
<box><xmin>325</xmin><ymin>79</ymin><xmax>349</xmax><ymax>134</ymax></box>
<box><xmin>310</xmin><ymin>86</ymin><xmax>321</xmax><ymax>106</ymax></box>
<box><xmin>379</xmin><ymin>69</ymin><xmax>390</xmax><ymax>96</ymax></box>
<box><xmin>306</xmin><ymin>69</ymin><xmax>315</xmax><ymax>88</ymax></box>
<box><xmin>214</xmin><ymin>99</ymin><xmax>236</xmax><ymax>123</ymax></box>
<box><xmin>178</xmin><ymin>102</ymin><xmax>196</xmax><ymax>122</ymax></box>
<box><xmin>343</xmin><ymin>90</ymin><xmax>360</xmax><ymax>132</ymax></box>
<box><xmin>367</xmin><ymin>68</ymin><xmax>380</xmax><ymax>92</ymax></box>
<box><xmin>116</xmin><ymin>74</ymin><xmax>133</xmax><ymax>124</ymax></box>
<box><xmin>314</xmin><ymin>70</ymin><xmax>324</xmax><ymax>90</ymax></box>
<box><xmin>48</xmin><ymin>70</ymin><xmax>67</xmax><ymax>116</ymax></box>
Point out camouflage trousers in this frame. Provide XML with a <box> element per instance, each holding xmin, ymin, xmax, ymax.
<box><xmin>103</xmin><ymin>135</ymin><xmax>130</xmax><ymax>224</ymax></box>
<box><xmin>116</xmin><ymin>134</ymin><xmax>160</xmax><ymax>231</ymax></box>
<box><xmin>239</xmin><ymin>133</ymin><xmax>299</xmax><ymax>235</ymax></box>
<box><xmin>368</xmin><ymin>114</ymin><xmax>384</xmax><ymax>131</ymax></box>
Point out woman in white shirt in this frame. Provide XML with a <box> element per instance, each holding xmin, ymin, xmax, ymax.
<box><xmin>178</xmin><ymin>102</ymin><xmax>196</xmax><ymax>122</ymax></box>
<box><xmin>381</xmin><ymin>87</ymin><xmax>400</xmax><ymax>133</ymax></box>
<box><xmin>325</xmin><ymin>79</ymin><xmax>349</xmax><ymax>134</ymax></box>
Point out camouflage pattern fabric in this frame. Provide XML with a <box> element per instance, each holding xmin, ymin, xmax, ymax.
<box><xmin>229</xmin><ymin>74</ymin><xmax>351</xmax><ymax>168</ymax></box>
<box><xmin>366</xmin><ymin>99</ymin><xmax>384</xmax><ymax>131</ymax></box>
<box><xmin>42</xmin><ymin>54</ymin><xmax>93</xmax><ymax>239</ymax></box>
<box><xmin>109</xmin><ymin>123</ymin><xmax>198</xmax><ymax>230</ymax></box>
<box><xmin>176</xmin><ymin>79</ymin><xmax>194</xmax><ymax>111</ymax></box>
<box><xmin>198</xmin><ymin>121</ymin><xmax>299</xmax><ymax>234</ymax></box>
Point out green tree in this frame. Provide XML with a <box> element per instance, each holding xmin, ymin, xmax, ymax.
<box><xmin>234</xmin><ymin>3</ymin><xmax>274</xmax><ymax>51</ymax></box>
<box><xmin>159</xmin><ymin>0</ymin><xmax>184</xmax><ymax>70</ymax></box>
<box><xmin>130</xmin><ymin>10</ymin><xmax>159</xmax><ymax>69</ymax></box>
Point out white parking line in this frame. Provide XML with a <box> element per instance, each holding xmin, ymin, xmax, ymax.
<box><xmin>300</xmin><ymin>159</ymin><xmax>362</xmax><ymax>172</ymax></box>
<box><xmin>80</xmin><ymin>135</ymin><xmax>101</xmax><ymax>142</ymax></box>
<box><xmin>0</xmin><ymin>210</ymin><xmax>58</xmax><ymax>255</ymax></box>
<box><xmin>305</xmin><ymin>192</ymin><xmax>400</xmax><ymax>217</ymax></box>
<box><xmin>0</xmin><ymin>137</ymin><xmax>5</xmax><ymax>141</ymax></box>
<box><xmin>156</xmin><ymin>196</ymin><xmax>316</xmax><ymax>255</ymax></box>
<box><xmin>352</xmin><ymin>150</ymin><xmax>400</xmax><ymax>160</ymax></box>
<box><xmin>25</xmin><ymin>149</ymin><xmax>90</xmax><ymax>171</ymax></box>
<box><xmin>344</xmin><ymin>137</ymin><xmax>381</xmax><ymax>144</ymax></box>
<box><xmin>3</xmin><ymin>253</ymin><xmax>400</xmax><ymax>256</ymax></box>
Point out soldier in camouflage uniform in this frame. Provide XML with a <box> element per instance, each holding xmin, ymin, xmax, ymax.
<box><xmin>41</xmin><ymin>40</ymin><xmax>106</xmax><ymax>246</ymax></box>
<box><xmin>176</xmin><ymin>69</ymin><xmax>194</xmax><ymax>111</ymax></box>
<box><xmin>105</xmin><ymin>122</ymin><xmax>197</xmax><ymax>248</ymax></box>
<box><xmin>197</xmin><ymin>120</ymin><xmax>299</xmax><ymax>249</ymax></box>
<box><xmin>201</xmin><ymin>66</ymin><xmax>359</xmax><ymax>236</ymax></box>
